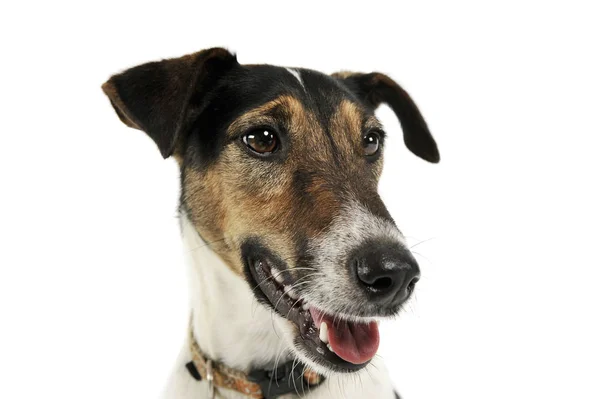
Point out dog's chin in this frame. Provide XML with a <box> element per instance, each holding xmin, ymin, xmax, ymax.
<box><xmin>243</xmin><ymin>248</ymin><xmax>389</xmax><ymax>374</ymax></box>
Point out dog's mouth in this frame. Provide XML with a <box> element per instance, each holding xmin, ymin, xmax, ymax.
<box><xmin>245</xmin><ymin>253</ymin><xmax>380</xmax><ymax>372</ymax></box>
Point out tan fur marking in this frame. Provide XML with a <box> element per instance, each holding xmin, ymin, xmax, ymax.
<box><xmin>226</xmin><ymin>96</ymin><xmax>303</xmax><ymax>139</ymax></box>
<box><xmin>182</xmin><ymin>94</ymin><xmax>383</xmax><ymax>274</ymax></box>
<box><xmin>331</xmin><ymin>71</ymin><xmax>359</xmax><ymax>79</ymax></box>
<box><xmin>184</xmin><ymin>96</ymin><xmax>319</xmax><ymax>274</ymax></box>
<box><xmin>329</xmin><ymin>100</ymin><xmax>363</xmax><ymax>157</ymax></box>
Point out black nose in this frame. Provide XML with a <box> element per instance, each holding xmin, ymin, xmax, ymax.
<box><xmin>351</xmin><ymin>240</ymin><xmax>420</xmax><ymax>306</ymax></box>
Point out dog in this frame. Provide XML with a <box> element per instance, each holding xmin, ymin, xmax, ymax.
<box><xmin>102</xmin><ymin>47</ymin><xmax>439</xmax><ymax>399</ymax></box>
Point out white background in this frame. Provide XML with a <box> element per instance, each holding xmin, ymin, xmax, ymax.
<box><xmin>1</xmin><ymin>1</ymin><xmax>599</xmax><ymax>398</ymax></box>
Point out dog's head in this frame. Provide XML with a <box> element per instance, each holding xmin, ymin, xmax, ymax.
<box><xmin>103</xmin><ymin>48</ymin><xmax>438</xmax><ymax>374</ymax></box>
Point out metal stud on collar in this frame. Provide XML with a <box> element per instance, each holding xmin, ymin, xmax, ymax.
<box><xmin>206</xmin><ymin>359</ymin><xmax>215</xmax><ymax>399</ymax></box>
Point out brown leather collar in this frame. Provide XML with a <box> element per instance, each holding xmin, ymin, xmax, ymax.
<box><xmin>188</xmin><ymin>325</ymin><xmax>324</xmax><ymax>398</ymax></box>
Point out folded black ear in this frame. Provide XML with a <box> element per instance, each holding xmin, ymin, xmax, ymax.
<box><xmin>102</xmin><ymin>47</ymin><xmax>238</xmax><ymax>158</ymax></box>
<box><xmin>333</xmin><ymin>72</ymin><xmax>439</xmax><ymax>163</ymax></box>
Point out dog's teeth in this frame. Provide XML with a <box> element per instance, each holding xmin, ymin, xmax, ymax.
<box><xmin>284</xmin><ymin>286</ymin><xmax>299</xmax><ymax>299</ymax></box>
<box><xmin>302</xmin><ymin>303</ymin><xmax>310</xmax><ymax>311</ymax></box>
<box><xmin>319</xmin><ymin>322</ymin><xmax>329</xmax><ymax>344</ymax></box>
<box><xmin>327</xmin><ymin>344</ymin><xmax>333</xmax><ymax>352</ymax></box>
<box><xmin>272</xmin><ymin>269</ymin><xmax>284</xmax><ymax>284</ymax></box>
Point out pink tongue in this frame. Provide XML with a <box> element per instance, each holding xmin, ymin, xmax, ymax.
<box><xmin>310</xmin><ymin>307</ymin><xmax>379</xmax><ymax>364</ymax></box>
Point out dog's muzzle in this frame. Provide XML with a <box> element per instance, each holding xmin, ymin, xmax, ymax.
<box><xmin>241</xmin><ymin>234</ymin><xmax>420</xmax><ymax>373</ymax></box>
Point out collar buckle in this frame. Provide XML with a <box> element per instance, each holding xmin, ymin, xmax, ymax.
<box><xmin>206</xmin><ymin>359</ymin><xmax>215</xmax><ymax>399</ymax></box>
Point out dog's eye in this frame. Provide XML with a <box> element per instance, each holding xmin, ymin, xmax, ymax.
<box><xmin>363</xmin><ymin>131</ymin><xmax>381</xmax><ymax>156</ymax></box>
<box><xmin>243</xmin><ymin>129</ymin><xmax>278</xmax><ymax>154</ymax></box>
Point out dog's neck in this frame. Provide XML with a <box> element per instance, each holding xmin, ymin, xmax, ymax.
<box><xmin>181</xmin><ymin>213</ymin><xmax>291</xmax><ymax>372</ymax></box>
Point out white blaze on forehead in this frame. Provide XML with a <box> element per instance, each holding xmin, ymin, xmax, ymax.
<box><xmin>285</xmin><ymin>67</ymin><xmax>305</xmax><ymax>89</ymax></box>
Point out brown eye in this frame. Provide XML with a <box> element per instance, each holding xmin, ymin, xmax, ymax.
<box><xmin>242</xmin><ymin>129</ymin><xmax>278</xmax><ymax>154</ymax></box>
<box><xmin>363</xmin><ymin>131</ymin><xmax>381</xmax><ymax>156</ymax></box>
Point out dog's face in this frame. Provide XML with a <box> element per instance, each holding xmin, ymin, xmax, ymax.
<box><xmin>103</xmin><ymin>48</ymin><xmax>439</xmax><ymax>374</ymax></box>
